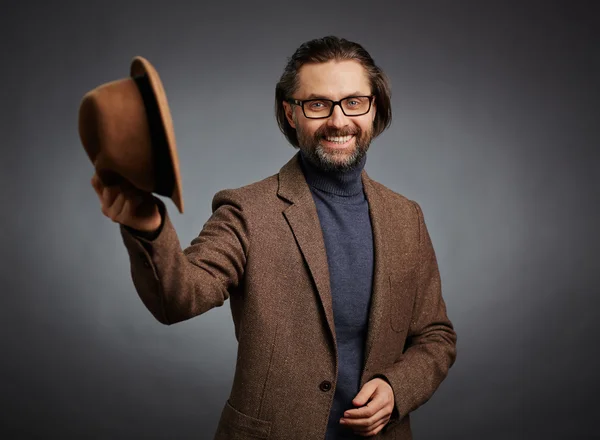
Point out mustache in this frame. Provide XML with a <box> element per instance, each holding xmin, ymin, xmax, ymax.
<box><xmin>316</xmin><ymin>129</ymin><xmax>359</xmax><ymax>137</ymax></box>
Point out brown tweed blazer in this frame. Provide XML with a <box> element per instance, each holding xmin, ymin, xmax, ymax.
<box><xmin>119</xmin><ymin>152</ymin><xmax>457</xmax><ymax>439</ymax></box>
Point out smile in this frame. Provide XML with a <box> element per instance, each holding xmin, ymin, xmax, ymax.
<box><xmin>321</xmin><ymin>135</ymin><xmax>355</xmax><ymax>148</ymax></box>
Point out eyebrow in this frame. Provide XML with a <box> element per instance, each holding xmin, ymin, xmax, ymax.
<box><xmin>304</xmin><ymin>92</ymin><xmax>369</xmax><ymax>100</ymax></box>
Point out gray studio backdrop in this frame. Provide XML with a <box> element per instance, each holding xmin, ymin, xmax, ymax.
<box><xmin>1</xmin><ymin>1</ymin><xmax>598</xmax><ymax>439</ymax></box>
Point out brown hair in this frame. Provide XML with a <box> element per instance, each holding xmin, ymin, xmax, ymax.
<box><xmin>275</xmin><ymin>36</ymin><xmax>392</xmax><ymax>148</ymax></box>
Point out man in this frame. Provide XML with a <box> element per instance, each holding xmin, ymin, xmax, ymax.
<box><xmin>92</xmin><ymin>36</ymin><xmax>457</xmax><ymax>439</ymax></box>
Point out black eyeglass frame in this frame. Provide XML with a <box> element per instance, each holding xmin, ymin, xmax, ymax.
<box><xmin>287</xmin><ymin>95</ymin><xmax>375</xmax><ymax>119</ymax></box>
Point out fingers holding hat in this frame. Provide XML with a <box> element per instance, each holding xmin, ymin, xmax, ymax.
<box><xmin>90</xmin><ymin>171</ymin><xmax>161</xmax><ymax>232</ymax></box>
<box><xmin>91</xmin><ymin>172</ymin><xmax>137</xmax><ymax>219</ymax></box>
<box><xmin>91</xmin><ymin>173</ymin><xmax>102</xmax><ymax>197</ymax></box>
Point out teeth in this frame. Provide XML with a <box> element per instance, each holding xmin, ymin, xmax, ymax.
<box><xmin>325</xmin><ymin>135</ymin><xmax>353</xmax><ymax>143</ymax></box>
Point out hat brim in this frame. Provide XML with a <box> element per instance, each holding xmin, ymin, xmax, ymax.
<box><xmin>130</xmin><ymin>56</ymin><xmax>184</xmax><ymax>214</ymax></box>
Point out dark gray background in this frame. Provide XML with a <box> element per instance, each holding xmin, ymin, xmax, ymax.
<box><xmin>1</xmin><ymin>0</ymin><xmax>598</xmax><ymax>439</ymax></box>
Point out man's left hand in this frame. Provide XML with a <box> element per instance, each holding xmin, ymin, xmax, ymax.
<box><xmin>339</xmin><ymin>378</ymin><xmax>395</xmax><ymax>437</ymax></box>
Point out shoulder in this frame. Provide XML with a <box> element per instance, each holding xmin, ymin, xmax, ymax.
<box><xmin>366</xmin><ymin>176</ymin><xmax>431</xmax><ymax>250</ymax></box>
<box><xmin>366</xmin><ymin>176</ymin><xmax>421</xmax><ymax>218</ymax></box>
<box><xmin>211</xmin><ymin>173</ymin><xmax>280</xmax><ymax>213</ymax></box>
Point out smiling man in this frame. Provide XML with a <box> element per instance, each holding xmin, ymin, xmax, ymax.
<box><xmin>97</xmin><ymin>36</ymin><xmax>457</xmax><ymax>439</ymax></box>
<box><xmin>283</xmin><ymin>61</ymin><xmax>375</xmax><ymax>172</ymax></box>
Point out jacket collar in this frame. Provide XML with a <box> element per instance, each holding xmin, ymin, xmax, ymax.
<box><xmin>277</xmin><ymin>151</ymin><xmax>375</xmax><ymax>202</ymax></box>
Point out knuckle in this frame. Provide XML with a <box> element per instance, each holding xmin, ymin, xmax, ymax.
<box><xmin>114</xmin><ymin>212</ymin><xmax>125</xmax><ymax>224</ymax></box>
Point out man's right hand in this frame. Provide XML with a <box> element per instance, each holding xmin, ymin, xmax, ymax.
<box><xmin>91</xmin><ymin>172</ymin><xmax>162</xmax><ymax>234</ymax></box>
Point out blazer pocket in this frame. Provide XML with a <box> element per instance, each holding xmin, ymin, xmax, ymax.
<box><xmin>215</xmin><ymin>399</ymin><xmax>272</xmax><ymax>440</ymax></box>
<box><xmin>389</xmin><ymin>269</ymin><xmax>418</xmax><ymax>333</ymax></box>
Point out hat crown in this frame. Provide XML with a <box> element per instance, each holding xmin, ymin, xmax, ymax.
<box><xmin>79</xmin><ymin>77</ymin><xmax>154</xmax><ymax>189</ymax></box>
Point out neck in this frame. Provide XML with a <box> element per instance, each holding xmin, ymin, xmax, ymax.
<box><xmin>299</xmin><ymin>150</ymin><xmax>367</xmax><ymax>196</ymax></box>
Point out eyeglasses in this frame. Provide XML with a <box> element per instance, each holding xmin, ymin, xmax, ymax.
<box><xmin>287</xmin><ymin>95</ymin><xmax>374</xmax><ymax>119</ymax></box>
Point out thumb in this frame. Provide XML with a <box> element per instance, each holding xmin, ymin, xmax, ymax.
<box><xmin>352</xmin><ymin>381</ymin><xmax>377</xmax><ymax>407</ymax></box>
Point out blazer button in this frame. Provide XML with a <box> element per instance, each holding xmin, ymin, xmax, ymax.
<box><xmin>319</xmin><ymin>381</ymin><xmax>332</xmax><ymax>392</ymax></box>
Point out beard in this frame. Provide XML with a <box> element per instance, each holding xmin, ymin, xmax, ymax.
<box><xmin>294</xmin><ymin>118</ymin><xmax>374</xmax><ymax>173</ymax></box>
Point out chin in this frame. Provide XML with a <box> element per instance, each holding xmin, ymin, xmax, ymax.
<box><xmin>318</xmin><ymin>149</ymin><xmax>362</xmax><ymax>170</ymax></box>
<box><xmin>326</xmin><ymin>150</ymin><xmax>354</xmax><ymax>162</ymax></box>
<box><xmin>319</xmin><ymin>141</ymin><xmax>356</xmax><ymax>156</ymax></box>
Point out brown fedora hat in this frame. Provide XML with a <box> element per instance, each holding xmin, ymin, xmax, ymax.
<box><xmin>78</xmin><ymin>56</ymin><xmax>184</xmax><ymax>213</ymax></box>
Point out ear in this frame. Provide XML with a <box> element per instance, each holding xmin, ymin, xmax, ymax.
<box><xmin>371</xmin><ymin>99</ymin><xmax>377</xmax><ymax>122</ymax></box>
<box><xmin>283</xmin><ymin>101</ymin><xmax>297</xmax><ymax>129</ymax></box>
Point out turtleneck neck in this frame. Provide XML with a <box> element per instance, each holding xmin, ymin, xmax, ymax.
<box><xmin>299</xmin><ymin>150</ymin><xmax>367</xmax><ymax>197</ymax></box>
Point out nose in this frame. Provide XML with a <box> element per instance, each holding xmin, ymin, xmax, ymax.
<box><xmin>326</xmin><ymin>103</ymin><xmax>349</xmax><ymax>128</ymax></box>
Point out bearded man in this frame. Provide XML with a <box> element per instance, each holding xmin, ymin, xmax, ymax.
<box><xmin>92</xmin><ymin>35</ymin><xmax>457</xmax><ymax>439</ymax></box>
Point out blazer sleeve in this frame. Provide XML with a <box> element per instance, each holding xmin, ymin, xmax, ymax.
<box><xmin>118</xmin><ymin>189</ymin><xmax>249</xmax><ymax>325</ymax></box>
<box><xmin>370</xmin><ymin>200</ymin><xmax>457</xmax><ymax>420</ymax></box>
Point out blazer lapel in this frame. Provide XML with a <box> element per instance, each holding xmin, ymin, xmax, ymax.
<box><xmin>361</xmin><ymin>172</ymin><xmax>390</xmax><ymax>378</ymax></box>
<box><xmin>278</xmin><ymin>153</ymin><xmax>338</xmax><ymax>355</ymax></box>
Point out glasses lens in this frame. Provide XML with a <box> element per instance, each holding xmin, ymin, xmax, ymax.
<box><xmin>341</xmin><ymin>96</ymin><xmax>371</xmax><ymax>115</ymax></box>
<box><xmin>303</xmin><ymin>100</ymin><xmax>333</xmax><ymax>118</ymax></box>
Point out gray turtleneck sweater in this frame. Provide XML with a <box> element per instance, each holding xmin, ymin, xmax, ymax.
<box><xmin>298</xmin><ymin>151</ymin><xmax>374</xmax><ymax>440</ymax></box>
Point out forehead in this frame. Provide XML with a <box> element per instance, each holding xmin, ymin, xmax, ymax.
<box><xmin>295</xmin><ymin>60</ymin><xmax>370</xmax><ymax>99</ymax></box>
